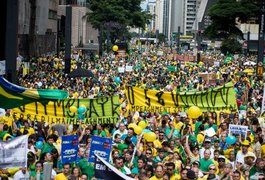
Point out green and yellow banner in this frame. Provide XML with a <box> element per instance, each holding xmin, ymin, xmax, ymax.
<box><xmin>125</xmin><ymin>83</ymin><xmax>237</xmax><ymax>113</ymax></box>
<box><xmin>12</xmin><ymin>96</ymin><xmax>120</xmax><ymax>125</ymax></box>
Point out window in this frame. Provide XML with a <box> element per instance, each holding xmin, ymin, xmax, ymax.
<box><xmin>48</xmin><ymin>9</ymin><xmax>57</xmax><ymax>20</ymax></box>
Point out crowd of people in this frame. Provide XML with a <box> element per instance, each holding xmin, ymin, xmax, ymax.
<box><xmin>0</xmin><ymin>46</ymin><xmax>265</xmax><ymax>180</ymax></box>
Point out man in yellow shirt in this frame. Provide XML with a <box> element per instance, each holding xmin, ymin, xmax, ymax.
<box><xmin>54</xmin><ymin>163</ymin><xmax>71</xmax><ymax>180</ymax></box>
<box><xmin>19</xmin><ymin>120</ymin><xmax>35</xmax><ymax>136</ymax></box>
<box><xmin>165</xmin><ymin>162</ymin><xmax>181</xmax><ymax>180</ymax></box>
<box><xmin>150</xmin><ymin>165</ymin><xmax>164</xmax><ymax>180</ymax></box>
<box><xmin>173</xmin><ymin>114</ymin><xmax>184</xmax><ymax>132</ymax></box>
<box><xmin>0</xmin><ymin>109</ymin><xmax>13</xmax><ymax>127</ymax></box>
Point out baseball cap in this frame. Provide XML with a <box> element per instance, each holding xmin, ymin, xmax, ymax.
<box><xmin>218</xmin><ymin>155</ymin><xmax>226</xmax><ymax>160</ymax></box>
<box><xmin>244</xmin><ymin>153</ymin><xmax>255</xmax><ymax>160</ymax></box>
<box><xmin>168</xmin><ymin>150</ymin><xmax>174</xmax><ymax>154</ymax></box>
<box><xmin>204</xmin><ymin>138</ymin><xmax>211</xmax><ymax>143</ymax></box>
<box><xmin>192</xmin><ymin>160</ymin><xmax>200</xmax><ymax>166</ymax></box>
<box><xmin>213</xmin><ymin>138</ymin><xmax>220</xmax><ymax>142</ymax></box>
<box><xmin>242</xmin><ymin>140</ymin><xmax>250</xmax><ymax>146</ymax></box>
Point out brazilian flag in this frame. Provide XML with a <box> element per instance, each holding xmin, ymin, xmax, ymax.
<box><xmin>0</xmin><ymin>76</ymin><xmax>68</xmax><ymax>109</ymax></box>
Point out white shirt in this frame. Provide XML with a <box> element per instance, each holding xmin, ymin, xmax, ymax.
<box><xmin>236</xmin><ymin>151</ymin><xmax>256</xmax><ymax>162</ymax></box>
<box><xmin>112</xmin><ymin>129</ymin><xmax>128</xmax><ymax>140</ymax></box>
<box><xmin>199</xmin><ymin>147</ymin><xmax>214</xmax><ymax>159</ymax></box>
<box><xmin>51</xmin><ymin>169</ymin><xmax>57</xmax><ymax>179</ymax></box>
<box><xmin>13</xmin><ymin>170</ymin><xmax>30</xmax><ymax>180</ymax></box>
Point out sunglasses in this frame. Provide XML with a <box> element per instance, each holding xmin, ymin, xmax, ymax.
<box><xmin>209</xmin><ymin>168</ymin><xmax>216</xmax><ymax>170</ymax></box>
<box><xmin>146</xmin><ymin>152</ymin><xmax>152</xmax><ymax>155</ymax></box>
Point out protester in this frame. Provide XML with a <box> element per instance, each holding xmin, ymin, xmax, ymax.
<box><xmin>0</xmin><ymin>46</ymin><xmax>265</xmax><ymax>180</ymax></box>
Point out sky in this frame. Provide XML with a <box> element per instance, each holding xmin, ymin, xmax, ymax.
<box><xmin>141</xmin><ymin>0</ymin><xmax>156</xmax><ymax>10</ymax></box>
<box><xmin>140</xmin><ymin>0</ymin><xmax>147</xmax><ymax>10</ymax></box>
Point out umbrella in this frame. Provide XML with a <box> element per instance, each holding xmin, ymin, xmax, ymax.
<box><xmin>243</xmin><ymin>69</ymin><xmax>254</xmax><ymax>73</ymax></box>
<box><xmin>243</xmin><ymin>61</ymin><xmax>256</xmax><ymax>66</ymax></box>
<box><xmin>68</xmin><ymin>68</ymin><xmax>94</xmax><ymax>78</ymax></box>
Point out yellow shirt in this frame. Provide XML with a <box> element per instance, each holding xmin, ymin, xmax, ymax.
<box><xmin>20</xmin><ymin>127</ymin><xmax>35</xmax><ymax>136</ymax></box>
<box><xmin>0</xmin><ymin>115</ymin><xmax>13</xmax><ymax>127</ymax></box>
<box><xmin>173</xmin><ymin>121</ymin><xmax>183</xmax><ymax>131</ymax></box>
<box><xmin>261</xmin><ymin>144</ymin><xmax>265</xmax><ymax>156</ymax></box>
<box><xmin>170</xmin><ymin>174</ymin><xmax>181</xmax><ymax>180</ymax></box>
<box><xmin>54</xmin><ymin>173</ymin><xmax>67</xmax><ymax>180</ymax></box>
<box><xmin>150</xmin><ymin>176</ymin><xmax>163</xmax><ymax>180</ymax></box>
<box><xmin>153</xmin><ymin>139</ymin><xmax>162</xmax><ymax>148</ymax></box>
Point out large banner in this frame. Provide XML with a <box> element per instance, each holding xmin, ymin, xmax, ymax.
<box><xmin>61</xmin><ymin>135</ymin><xmax>79</xmax><ymax>164</ymax></box>
<box><xmin>0</xmin><ymin>135</ymin><xmax>28</xmax><ymax>168</ymax></box>
<box><xmin>88</xmin><ymin>136</ymin><xmax>112</xmax><ymax>163</ymax></box>
<box><xmin>125</xmin><ymin>82</ymin><xmax>237</xmax><ymax>113</ymax></box>
<box><xmin>12</xmin><ymin>96</ymin><xmax>120</xmax><ymax>125</ymax></box>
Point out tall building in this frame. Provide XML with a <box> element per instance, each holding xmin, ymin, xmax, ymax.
<box><xmin>194</xmin><ymin>0</ymin><xmax>218</xmax><ymax>31</ymax></box>
<box><xmin>155</xmin><ymin>0</ymin><xmax>172</xmax><ymax>39</ymax></box>
<box><xmin>183</xmin><ymin>0</ymin><xmax>197</xmax><ymax>35</ymax></box>
<box><xmin>147</xmin><ymin>1</ymin><xmax>156</xmax><ymax>33</ymax></box>
<box><xmin>170</xmin><ymin>0</ymin><xmax>184</xmax><ymax>36</ymax></box>
<box><xmin>18</xmin><ymin>0</ymin><xmax>59</xmax><ymax>56</ymax></box>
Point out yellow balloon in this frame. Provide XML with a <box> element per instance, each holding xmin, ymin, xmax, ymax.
<box><xmin>70</xmin><ymin>106</ymin><xmax>77</xmax><ymax>113</ymax></box>
<box><xmin>134</xmin><ymin>126</ymin><xmax>143</xmax><ymax>135</ymax></box>
<box><xmin>112</xmin><ymin>45</ymin><xmax>119</xmax><ymax>52</ymax></box>
<box><xmin>138</xmin><ymin>121</ymin><xmax>147</xmax><ymax>129</ymax></box>
<box><xmin>128</xmin><ymin>123</ymin><xmax>137</xmax><ymax>129</ymax></box>
<box><xmin>187</xmin><ymin>106</ymin><xmax>202</xmax><ymax>119</ymax></box>
<box><xmin>144</xmin><ymin>132</ymin><xmax>156</xmax><ymax>142</ymax></box>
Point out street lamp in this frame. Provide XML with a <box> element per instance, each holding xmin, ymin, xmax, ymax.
<box><xmin>257</xmin><ymin>0</ymin><xmax>265</xmax><ymax>78</ymax></box>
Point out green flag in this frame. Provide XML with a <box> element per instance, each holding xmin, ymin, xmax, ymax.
<box><xmin>0</xmin><ymin>76</ymin><xmax>68</xmax><ymax>109</ymax></box>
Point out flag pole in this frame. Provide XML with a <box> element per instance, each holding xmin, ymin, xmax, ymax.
<box><xmin>131</xmin><ymin>133</ymin><xmax>143</xmax><ymax>164</ymax></box>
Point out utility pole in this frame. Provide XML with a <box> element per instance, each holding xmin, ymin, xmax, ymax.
<box><xmin>197</xmin><ymin>22</ymin><xmax>202</xmax><ymax>63</ymax></box>
<box><xmin>5</xmin><ymin>0</ymin><xmax>18</xmax><ymax>83</ymax></box>
<box><xmin>257</xmin><ymin>0</ymin><xmax>265</xmax><ymax>78</ymax></box>
<box><xmin>65</xmin><ymin>5</ymin><xmax>72</xmax><ymax>74</ymax></box>
<box><xmin>176</xmin><ymin>26</ymin><xmax>180</xmax><ymax>54</ymax></box>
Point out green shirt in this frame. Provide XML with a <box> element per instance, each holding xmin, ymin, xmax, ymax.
<box><xmin>199</xmin><ymin>158</ymin><xmax>214</xmax><ymax>172</ymax></box>
<box><xmin>93</xmin><ymin>130</ymin><xmax>107</xmax><ymax>137</ymax></box>
<box><xmin>249</xmin><ymin>166</ymin><xmax>263</xmax><ymax>177</ymax></box>
<box><xmin>40</xmin><ymin>143</ymin><xmax>55</xmax><ymax>156</ymax></box>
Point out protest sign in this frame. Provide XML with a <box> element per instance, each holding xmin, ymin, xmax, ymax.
<box><xmin>214</xmin><ymin>61</ymin><xmax>220</xmax><ymax>67</ymax></box>
<box><xmin>229</xmin><ymin>124</ymin><xmax>248</xmax><ymax>140</ymax></box>
<box><xmin>61</xmin><ymin>135</ymin><xmax>79</xmax><ymax>164</ymax></box>
<box><xmin>0</xmin><ymin>135</ymin><xmax>28</xmax><ymax>168</ymax></box>
<box><xmin>94</xmin><ymin>153</ymin><xmax>134</xmax><ymax>180</ymax></box>
<box><xmin>125</xmin><ymin>66</ymin><xmax>133</xmax><ymax>72</ymax></box>
<box><xmin>118</xmin><ymin>67</ymin><xmax>125</xmax><ymax>73</ymax></box>
<box><xmin>88</xmin><ymin>136</ymin><xmax>112</xmax><ymax>163</ymax></box>
<box><xmin>12</xmin><ymin>96</ymin><xmax>120</xmax><ymax>125</ymax></box>
<box><xmin>125</xmin><ymin>82</ymin><xmax>237</xmax><ymax>113</ymax></box>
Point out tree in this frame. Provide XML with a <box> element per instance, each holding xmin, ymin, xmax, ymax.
<box><xmin>205</xmin><ymin>0</ymin><xmax>259</xmax><ymax>39</ymax></box>
<box><xmin>87</xmin><ymin>0</ymin><xmax>152</xmax><ymax>36</ymax></box>
<box><xmin>220</xmin><ymin>37</ymin><xmax>242</xmax><ymax>54</ymax></box>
